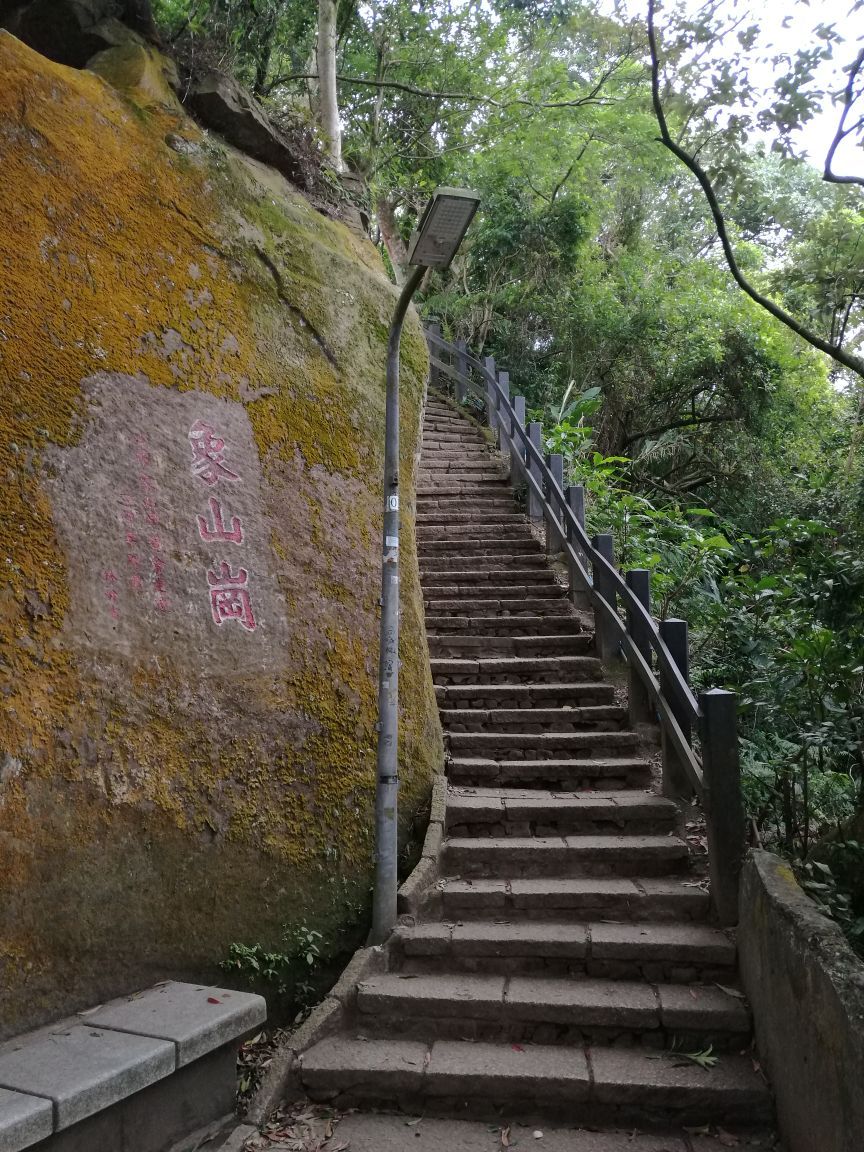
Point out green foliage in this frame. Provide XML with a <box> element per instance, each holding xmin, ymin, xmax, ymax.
<box><xmin>799</xmin><ymin>848</ymin><xmax>864</xmax><ymax>958</ymax></box>
<box><xmin>544</xmin><ymin>407</ymin><xmax>864</xmax><ymax>949</ymax></box>
<box><xmin>222</xmin><ymin>922</ymin><xmax>325</xmax><ymax>1016</ymax></box>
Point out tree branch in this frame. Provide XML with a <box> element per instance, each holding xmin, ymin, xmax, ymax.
<box><xmin>622</xmin><ymin>411</ymin><xmax>741</xmax><ymax>449</ymax></box>
<box><xmin>265</xmin><ymin>71</ymin><xmax>619</xmax><ymax>111</ymax></box>
<box><xmin>824</xmin><ymin>46</ymin><xmax>864</xmax><ymax>188</ymax></box>
<box><xmin>647</xmin><ymin>0</ymin><xmax>864</xmax><ymax>382</ymax></box>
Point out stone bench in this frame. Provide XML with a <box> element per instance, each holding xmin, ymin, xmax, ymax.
<box><xmin>0</xmin><ymin>981</ymin><xmax>266</xmax><ymax>1152</ymax></box>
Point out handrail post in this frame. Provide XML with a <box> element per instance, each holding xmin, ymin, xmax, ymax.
<box><xmin>659</xmin><ymin>618</ymin><xmax>692</xmax><ymax>798</ymax></box>
<box><xmin>700</xmin><ymin>688</ymin><xmax>745</xmax><ymax>926</ymax></box>
<box><xmin>497</xmin><ymin>371</ymin><xmax>510</xmax><ymax>450</ymax></box>
<box><xmin>426</xmin><ymin>321</ymin><xmax>441</xmax><ymax>395</ymax></box>
<box><xmin>545</xmin><ymin>453</ymin><xmax>564</xmax><ymax>555</ymax></box>
<box><xmin>592</xmin><ymin>532</ymin><xmax>619</xmax><ymax>663</ymax></box>
<box><xmin>455</xmin><ymin>338</ymin><xmax>468</xmax><ymax>404</ymax></box>
<box><xmin>512</xmin><ymin>395</ymin><xmax>526</xmax><ymax>480</ymax></box>
<box><xmin>625</xmin><ymin>570</ymin><xmax>654</xmax><ymax>728</ymax></box>
<box><xmin>527</xmin><ymin>422</ymin><xmax>543</xmax><ymax>521</ymax></box>
<box><xmin>566</xmin><ymin>485</ymin><xmax>591</xmax><ymax>609</ymax></box>
<box><xmin>484</xmin><ymin>355</ymin><xmax>497</xmax><ymax>430</ymax></box>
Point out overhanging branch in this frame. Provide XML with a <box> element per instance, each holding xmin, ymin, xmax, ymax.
<box><xmin>264</xmin><ymin>69</ymin><xmax>623</xmax><ymax>111</ymax></box>
<box><xmin>824</xmin><ymin>46</ymin><xmax>864</xmax><ymax>188</ymax></box>
<box><xmin>647</xmin><ymin>0</ymin><xmax>864</xmax><ymax>383</ymax></box>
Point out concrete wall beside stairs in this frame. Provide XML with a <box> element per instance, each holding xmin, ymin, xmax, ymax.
<box><xmin>738</xmin><ymin>850</ymin><xmax>864</xmax><ymax>1152</ymax></box>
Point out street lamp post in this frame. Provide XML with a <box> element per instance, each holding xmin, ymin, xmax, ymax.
<box><xmin>369</xmin><ymin>188</ymin><xmax>480</xmax><ymax>946</ymax></box>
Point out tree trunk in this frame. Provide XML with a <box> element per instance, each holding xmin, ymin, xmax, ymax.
<box><xmin>317</xmin><ymin>0</ymin><xmax>341</xmax><ymax>170</ymax></box>
<box><xmin>377</xmin><ymin>195</ymin><xmax>409</xmax><ymax>285</ymax></box>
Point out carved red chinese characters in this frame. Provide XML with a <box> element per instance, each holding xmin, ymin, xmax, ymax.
<box><xmin>188</xmin><ymin>420</ymin><xmax>240</xmax><ymax>486</ymax></box>
<box><xmin>207</xmin><ymin>561</ymin><xmax>256</xmax><ymax>632</ymax></box>
<box><xmin>190</xmin><ymin>420</ymin><xmax>257</xmax><ymax>632</ymax></box>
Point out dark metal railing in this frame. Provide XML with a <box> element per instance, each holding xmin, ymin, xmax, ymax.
<box><xmin>425</xmin><ymin>324</ymin><xmax>745</xmax><ymax>925</ymax></box>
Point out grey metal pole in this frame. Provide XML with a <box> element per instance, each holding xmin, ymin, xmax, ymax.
<box><xmin>370</xmin><ymin>265</ymin><xmax>426</xmax><ymax>946</ymax></box>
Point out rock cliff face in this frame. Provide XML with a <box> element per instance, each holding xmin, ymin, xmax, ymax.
<box><xmin>0</xmin><ymin>32</ymin><xmax>441</xmax><ymax>1037</ymax></box>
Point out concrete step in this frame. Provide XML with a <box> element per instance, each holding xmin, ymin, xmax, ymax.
<box><xmin>301</xmin><ymin>1035</ymin><xmax>769</xmax><ymax>1125</ymax></box>
<box><xmin>429</xmin><ymin>636</ymin><xmax>594</xmax><ymax>659</ymax></box>
<box><xmin>417</xmin><ymin>506</ymin><xmax>521</xmax><ymax>520</ymax></box>
<box><xmin>417</xmin><ymin>512</ymin><xmax>527</xmax><ymax>525</ymax></box>
<box><xmin>416</xmin><ymin>490</ymin><xmax>515</xmax><ymax>503</ymax></box>
<box><xmin>439</xmin><ymin>876</ymin><xmax>710</xmax><ymax>922</ymax></box>
<box><xmin>426</xmin><ymin>597</ymin><xmax>576</xmax><ymax>616</ymax></box>
<box><xmin>421</xmin><ymin>566</ymin><xmax>559</xmax><ymax>583</ymax></box>
<box><xmin>321</xmin><ymin>1113</ymin><xmax>774</xmax><ymax>1152</ymax></box>
<box><xmin>442</xmin><ymin>834</ymin><xmax>689</xmax><ymax>879</ymax></box>
<box><xmin>420</xmin><ymin>456</ymin><xmax>498</xmax><ymax>468</ymax></box>
<box><xmin>423</xmin><ymin>599</ymin><xmax>576</xmax><ymax>617</ymax></box>
<box><xmin>419</xmin><ymin>542</ymin><xmax>550</xmax><ymax>557</ymax></box>
<box><xmin>355</xmin><ymin>973</ymin><xmax>750</xmax><ymax>1049</ymax></box>
<box><xmin>437</xmin><ymin>682</ymin><xmax>615</xmax><ymax>707</ymax></box>
<box><xmin>420</xmin><ymin>540</ymin><xmax>541</xmax><ymax>556</ymax></box>
<box><xmin>445</xmin><ymin>788</ymin><xmax>676</xmax><ymax>836</ymax></box>
<box><xmin>417</xmin><ymin>523</ymin><xmax>533</xmax><ymax>539</ymax></box>
<box><xmin>419</xmin><ymin>470</ymin><xmax>506</xmax><ymax>483</ymax></box>
<box><xmin>419</xmin><ymin>468</ymin><xmax>506</xmax><ymax>481</ymax></box>
<box><xmin>423</xmin><ymin>419</ymin><xmax>475</xmax><ymax>431</ymax></box>
<box><xmin>421</xmin><ymin>453</ymin><xmax>495</xmax><ymax>464</ymax></box>
<box><xmin>425</xmin><ymin>584</ymin><xmax>568</xmax><ymax>601</ymax></box>
<box><xmin>431</xmin><ymin>656</ymin><xmax>604</xmax><ymax>685</ymax></box>
<box><xmin>393</xmin><ymin>920</ymin><xmax>736</xmax><ymax>981</ymax></box>
<box><xmin>417</xmin><ymin>483</ymin><xmax>513</xmax><ymax>497</ymax></box>
<box><xmin>416</xmin><ymin>492</ymin><xmax>516</xmax><ymax>505</ymax></box>
<box><xmin>426</xmin><ymin>616</ymin><xmax>583</xmax><ymax>636</ymax></box>
<box><xmin>441</xmin><ymin>705</ymin><xmax>626</xmax><ymax>733</ymax></box>
<box><xmin>446</xmin><ymin>726</ymin><xmax>640</xmax><ymax>749</ymax></box>
<box><xmin>448</xmin><ymin>757</ymin><xmax>652</xmax><ymax>790</ymax></box>
<box><xmin>421</xmin><ymin>441</ymin><xmax>487</xmax><ymax>453</ymax></box>
<box><xmin>421</xmin><ymin>556</ymin><xmax>553</xmax><ymax>574</ymax></box>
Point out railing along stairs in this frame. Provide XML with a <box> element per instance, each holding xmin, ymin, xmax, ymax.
<box><xmin>424</xmin><ymin>323</ymin><xmax>746</xmax><ymax>927</ymax></box>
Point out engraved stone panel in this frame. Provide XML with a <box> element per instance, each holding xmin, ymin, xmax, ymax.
<box><xmin>44</xmin><ymin>372</ymin><xmax>289</xmax><ymax>672</ymax></box>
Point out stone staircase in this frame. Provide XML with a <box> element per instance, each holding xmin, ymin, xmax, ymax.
<box><xmin>298</xmin><ymin>395</ymin><xmax>772</xmax><ymax>1134</ymax></box>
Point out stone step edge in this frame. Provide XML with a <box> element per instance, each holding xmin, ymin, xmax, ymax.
<box><xmin>438</xmin><ymin>875</ymin><xmax>709</xmax><ymax>917</ymax></box>
<box><xmin>355</xmin><ymin>973</ymin><xmax>750</xmax><ymax>1034</ymax></box>
<box><xmin>394</xmin><ymin>919</ymin><xmax>735</xmax><ymax>966</ymax></box>
<box><xmin>298</xmin><ymin>1036</ymin><xmax>770</xmax><ymax>1117</ymax></box>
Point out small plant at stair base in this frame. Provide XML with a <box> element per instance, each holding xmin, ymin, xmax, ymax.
<box><xmin>221</xmin><ymin>922</ymin><xmax>324</xmax><ymax>1018</ymax></box>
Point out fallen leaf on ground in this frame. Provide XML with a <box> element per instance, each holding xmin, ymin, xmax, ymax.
<box><xmin>500</xmin><ymin>1126</ymin><xmax>511</xmax><ymax>1147</ymax></box>
<box><xmin>716</xmin><ymin>984</ymin><xmax>746</xmax><ymax>999</ymax></box>
<box><xmin>716</xmin><ymin>1129</ymin><xmax>740</xmax><ymax>1147</ymax></box>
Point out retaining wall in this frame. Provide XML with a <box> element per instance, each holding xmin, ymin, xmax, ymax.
<box><xmin>738</xmin><ymin>850</ymin><xmax>864</xmax><ymax>1152</ymax></box>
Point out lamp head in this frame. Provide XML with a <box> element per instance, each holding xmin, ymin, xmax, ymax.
<box><xmin>407</xmin><ymin>187</ymin><xmax>481</xmax><ymax>270</ymax></box>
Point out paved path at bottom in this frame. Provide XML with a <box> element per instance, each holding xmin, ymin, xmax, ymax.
<box><xmin>321</xmin><ymin>1113</ymin><xmax>779</xmax><ymax>1152</ymax></box>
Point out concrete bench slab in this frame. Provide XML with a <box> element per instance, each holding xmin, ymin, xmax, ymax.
<box><xmin>0</xmin><ymin>1026</ymin><xmax>173</xmax><ymax>1130</ymax></box>
<box><xmin>0</xmin><ymin>1087</ymin><xmax>53</xmax><ymax>1152</ymax></box>
<box><xmin>82</xmin><ymin>982</ymin><xmax>266</xmax><ymax>1067</ymax></box>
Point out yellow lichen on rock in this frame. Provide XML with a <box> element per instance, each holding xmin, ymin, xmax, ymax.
<box><xmin>87</xmin><ymin>42</ymin><xmax>183</xmax><ymax>111</ymax></box>
<box><xmin>0</xmin><ymin>32</ymin><xmax>442</xmax><ymax>1036</ymax></box>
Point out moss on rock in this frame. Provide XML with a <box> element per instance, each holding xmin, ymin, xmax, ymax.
<box><xmin>0</xmin><ymin>31</ymin><xmax>441</xmax><ymax>1036</ymax></box>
